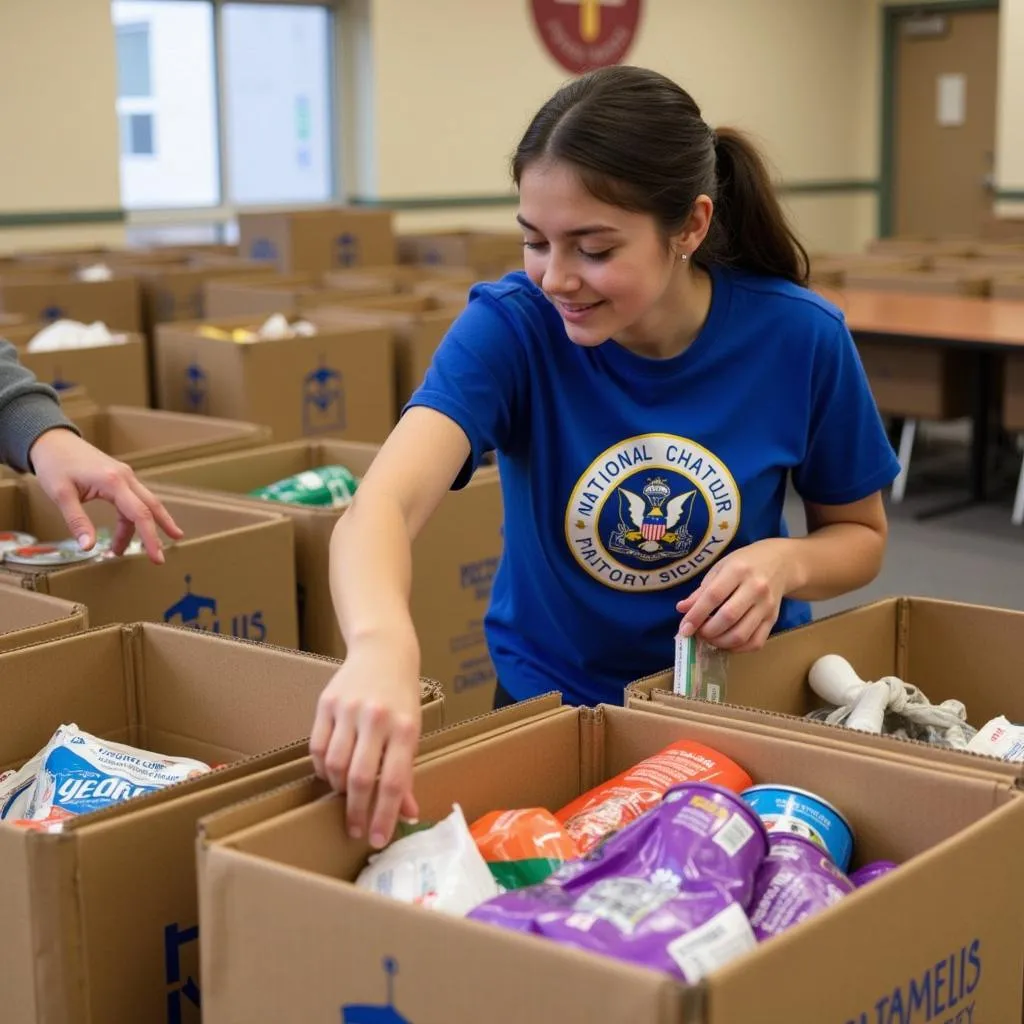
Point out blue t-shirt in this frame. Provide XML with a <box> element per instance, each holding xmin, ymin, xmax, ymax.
<box><xmin>407</xmin><ymin>267</ymin><xmax>900</xmax><ymax>706</ymax></box>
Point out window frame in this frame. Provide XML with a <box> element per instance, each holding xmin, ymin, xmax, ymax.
<box><xmin>115</xmin><ymin>0</ymin><xmax>343</xmax><ymax>240</ymax></box>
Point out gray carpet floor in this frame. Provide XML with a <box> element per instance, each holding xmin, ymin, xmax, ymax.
<box><xmin>785</xmin><ymin>436</ymin><xmax>1024</xmax><ymax>618</ymax></box>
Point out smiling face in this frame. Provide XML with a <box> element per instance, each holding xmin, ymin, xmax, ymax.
<box><xmin>517</xmin><ymin>159</ymin><xmax>695</xmax><ymax>350</ymax></box>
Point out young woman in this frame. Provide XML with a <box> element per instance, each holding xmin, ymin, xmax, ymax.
<box><xmin>310</xmin><ymin>66</ymin><xmax>899</xmax><ymax>848</ymax></box>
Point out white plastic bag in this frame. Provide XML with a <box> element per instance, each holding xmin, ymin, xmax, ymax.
<box><xmin>355</xmin><ymin>803</ymin><xmax>499</xmax><ymax>916</ymax></box>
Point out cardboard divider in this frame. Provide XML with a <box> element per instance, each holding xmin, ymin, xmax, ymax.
<box><xmin>197</xmin><ymin>703</ymin><xmax>1024</xmax><ymax>1024</ymax></box>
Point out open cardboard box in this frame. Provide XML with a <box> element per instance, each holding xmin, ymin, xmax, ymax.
<box><xmin>0</xmin><ymin>272</ymin><xmax>142</xmax><ymax>331</ymax></box>
<box><xmin>154</xmin><ymin>312</ymin><xmax>395</xmax><ymax>443</ymax></box>
<box><xmin>0</xmin><ymin>621</ymin><xmax>444</xmax><ymax>1024</ymax></box>
<box><xmin>0</xmin><ymin>474</ymin><xmax>300</xmax><ymax>647</ymax></box>
<box><xmin>202</xmin><ymin>272</ymin><xmax>398</xmax><ymax>319</ymax></box>
<box><xmin>64</xmin><ymin>401</ymin><xmax>271</xmax><ymax>469</ymax></box>
<box><xmin>139</xmin><ymin>440</ymin><xmax>504</xmax><ymax>722</ymax></box>
<box><xmin>311</xmin><ymin>294</ymin><xmax>465</xmax><ymax>410</ymax></box>
<box><xmin>0</xmin><ymin>585</ymin><xmax>86</xmax><ymax>652</ymax></box>
<box><xmin>397</xmin><ymin>229</ymin><xmax>525</xmax><ymax>279</ymax></box>
<box><xmin>627</xmin><ymin>597</ymin><xmax>1024</xmax><ymax>778</ymax></box>
<box><xmin>197</xmin><ymin>699</ymin><xmax>1024</xmax><ymax>1024</ymax></box>
<box><xmin>1</xmin><ymin>320</ymin><xmax>149</xmax><ymax>407</ymax></box>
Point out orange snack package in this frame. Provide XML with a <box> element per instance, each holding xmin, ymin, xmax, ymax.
<box><xmin>554</xmin><ymin>740</ymin><xmax>753</xmax><ymax>853</ymax></box>
<box><xmin>471</xmin><ymin>808</ymin><xmax>580</xmax><ymax>889</ymax></box>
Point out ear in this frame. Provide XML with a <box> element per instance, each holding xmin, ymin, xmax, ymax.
<box><xmin>671</xmin><ymin>195</ymin><xmax>714</xmax><ymax>258</ymax></box>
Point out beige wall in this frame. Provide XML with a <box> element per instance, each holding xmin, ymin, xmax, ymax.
<box><xmin>0</xmin><ymin>0</ymin><xmax>126</xmax><ymax>254</ymax></box>
<box><xmin>370</xmin><ymin>0</ymin><xmax>880</xmax><ymax>253</ymax></box>
<box><xmin>995</xmin><ymin>0</ymin><xmax>1024</xmax><ymax>215</ymax></box>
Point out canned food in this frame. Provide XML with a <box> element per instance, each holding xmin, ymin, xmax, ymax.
<box><xmin>3</xmin><ymin>539</ymin><xmax>101</xmax><ymax>567</ymax></box>
<box><xmin>0</xmin><ymin>531</ymin><xmax>37</xmax><ymax>558</ymax></box>
<box><xmin>741</xmin><ymin>784</ymin><xmax>854</xmax><ymax>873</ymax></box>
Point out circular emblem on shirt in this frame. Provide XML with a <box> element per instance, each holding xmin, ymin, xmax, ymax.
<box><xmin>564</xmin><ymin>434</ymin><xmax>741</xmax><ymax>592</ymax></box>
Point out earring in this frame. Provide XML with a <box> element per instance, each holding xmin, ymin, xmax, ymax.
<box><xmin>679</xmin><ymin>252</ymin><xmax>688</xmax><ymax>263</ymax></box>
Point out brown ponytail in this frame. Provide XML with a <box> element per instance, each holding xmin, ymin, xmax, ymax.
<box><xmin>513</xmin><ymin>67</ymin><xmax>810</xmax><ymax>288</ymax></box>
<box><xmin>705</xmin><ymin>127</ymin><xmax>809</xmax><ymax>286</ymax></box>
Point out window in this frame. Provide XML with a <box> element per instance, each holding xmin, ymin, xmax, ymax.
<box><xmin>112</xmin><ymin>1</ymin><xmax>335</xmax><ymax>215</ymax></box>
<box><xmin>112</xmin><ymin>1</ymin><xmax>220</xmax><ymax>209</ymax></box>
<box><xmin>120</xmin><ymin>113</ymin><xmax>156</xmax><ymax>156</ymax></box>
<box><xmin>115</xmin><ymin>23</ymin><xmax>152</xmax><ymax>98</ymax></box>
<box><xmin>223</xmin><ymin>4</ymin><xmax>334</xmax><ymax>205</ymax></box>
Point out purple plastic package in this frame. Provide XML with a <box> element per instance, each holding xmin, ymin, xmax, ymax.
<box><xmin>748</xmin><ymin>834</ymin><xmax>854</xmax><ymax>942</ymax></box>
<box><xmin>468</xmin><ymin>782</ymin><xmax>768</xmax><ymax>982</ymax></box>
<box><xmin>849</xmin><ymin>860</ymin><xmax>899</xmax><ymax>888</ymax></box>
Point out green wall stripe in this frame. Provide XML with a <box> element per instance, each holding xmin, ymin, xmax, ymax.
<box><xmin>0</xmin><ymin>209</ymin><xmax>126</xmax><ymax>229</ymax></box>
<box><xmin>995</xmin><ymin>190</ymin><xmax>1024</xmax><ymax>202</ymax></box>
<box><xmin>349</xmin><ymin>181</ymin><xmax>880</xmax><ymax>210</ymax></box>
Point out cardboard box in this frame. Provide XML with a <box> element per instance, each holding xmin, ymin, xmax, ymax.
<box><xmin>197</xmin><ymin>701</ymin><xmax>1024</xmax><ymax>1024</ymax></box>
<box><xmin>865</xmin><ymin>237</ymin><xmax>981</xmax><ymax>258</ymax></box>
<box><xmin>1003</xmin><ymin>353</ymin><xmax>1024</xmax><ymax>432</ymax></box>
<box><xmin>0</xmin><ymin>621</ymin><xmax>444</xmax><ymax>1024</ymax></box>
<box><xmin>0</xmin><ymin>475</ymin><xmax>300</xmax><ymax>646</ymax></box>
<box><xmin>0</xmin><ymin>585</ymin><xmax>86</xmax><ymax>652</ymax></box>
<box><xmin>990</xmin><ymin>273</ymin><xmax>1024</xmax><ymax>301</ymax></box>
<box><xmin>202</xmin><ymin>272</ymin><xmax>399</xmax><ymax>319</ymax></box>
<box><xmin>0</xmin><ymin>273</ymin><xmax>142</xmax><ymax>331</ymax></box>
<box><xmin>0</xmin><ymin>311</ymin><xmax>25</xmax><ymax>331</ymax></box>
<box><xmin>807</xmin><ymin>255</ymin><xmax>925</xmax><ymax>289</ymax></box>
<box><xmin>842</xmin><ymin>268</ymin><xmax>991</xmax><ymax>297</ymax></box>
<box><xmin>627</xmin><ymin>596</ymin><xmax>1024</xmax><ymax>772</ymax></box>
<box><xmin>139</xmin><ymin>440</ymin><xmax>504</xmax><ymax>721</ymax></box>
<box><xmin>154</xmin><ymin>313</ymin><xmax>394</xmax><ymax>443</ymax></box>
<box><xmin>322</xmin><ymin>263</ymin><xmax>478</xmax><ymax>294</ymax></box>
<box><xmin>313</xmin><ymin>295</ymin><xmax>463</xmax><ymax>409</ymax></box>
<box><xmin>238</xmin><ymin>208</ymin><xmax>396</xmax><ymax>273</ymax></box>
<box><xmin>398</xmin><ymin>229</ymin><xmax>524</xmax><ymax>279</ymax></box>
<box><xmin>64</xmin><ymin>403</ymin><xmax>272</xmax><ymax>469</ymax></box>
<box><xmin>855</xmin><ymin>340</ymin><xmax>973</xmax><ymax>420</ymax></box>
<box><xmin>2</xmin><ymin>321</ymin><xmax>149</xmax><ymax>407</ymax></box>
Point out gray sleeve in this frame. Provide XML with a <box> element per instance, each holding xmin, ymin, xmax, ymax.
<box><xmin>0</xmin><ymin>338</ymin><xmax>80</xmax><ymax>472</ymax></box>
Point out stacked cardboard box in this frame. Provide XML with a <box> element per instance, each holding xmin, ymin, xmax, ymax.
<box><xmin>0</xmin><ymin>586</ymin><xmax>86</xmax><ymax>652</ymax></box>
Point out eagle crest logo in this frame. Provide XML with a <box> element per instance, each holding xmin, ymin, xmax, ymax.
<box><xmin>607</xmin><ymin>475</ymin><xmax>696</xmax><ymax>562</ymax></box>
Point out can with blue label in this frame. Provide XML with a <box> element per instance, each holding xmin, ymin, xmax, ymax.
<box><xmin>741</xmin><ymin>784</ymin><xmax>854</xmax><ymax>873</ymax></box>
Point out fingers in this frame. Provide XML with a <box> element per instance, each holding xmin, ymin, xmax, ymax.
<box><xmin>733</xmin><ymin>620</ymin><xmax>774</xmax><ymax>654</ymax></box>
<box><xmin>309</xmin><ymin>697</ymin><xmax>337</xmax><ymax>781</ymax></box>
<box><xmin>130</xmin><ymin>478</ymin><xmax>184</xmax><ymax>540</ymax></box>
<box><xmin>112</xmin><ymin>515</ymin><xmax>136</xmax><ymax>558</ymax></box>
<box><xmin>678</xmin><ymin>564</ymin><xmax>738</xmax><ymax>637</ymax></box>
<box><xmin>104</xmin><ymin>476</ymin><xmax>163</xmax><ymax>564</ymax></box>
<box><xmin>369</xmin><ymin>714</ymin><xmax>418</xmax><ymax>849</ymax></box>
<box><xmin>703</xmin><ymin>604</ymin><xmax>764</xmax><ymax>650</ymax></box>
<box><xmin>50</xmin><ymin>482</ymin><xmax>96</xmax><ymax>551</ymax></box>
<box><xmin>345</xmin><ymin>703</ymin><xmax>389</xmax><ymax>841</ymax></box>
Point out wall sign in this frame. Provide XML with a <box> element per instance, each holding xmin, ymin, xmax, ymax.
<box><xmin>530</xmin><ymin>0</ymin><xmax>643</xmax><ymax>75</ymax></box>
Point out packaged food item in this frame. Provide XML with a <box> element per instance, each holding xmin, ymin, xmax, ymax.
<box><xmin>965</xmin><ymin>716</ymin><xmax>1024</xmax><ymax>762</ymax></box>
<box><xmin>747</xmin><ymin>834</ymin><xmax>854</xmax><ymax>942</ymax></box>
<box><xmin>555</xmin><ymin>740</ymin><xmax>753</xmax><ymax>854</ymax></box>
<box><xmin>849</xmin><ymin>860</ymin><xmax>899</xmax><ymax>888</ymax></box>
<box><xmin>248</xmin><ymin>466</ymin><xmax>359</xmax><ymax>508</ymax></box>
<box><xmin>470</xmin><ymin>808</ymin><xmax>580</xmax><ymax>890</ymax></box>
<box><xmin>0</xmin><ymin>752</ymin><xmax>44</xmax><ymax>821</ymax></box>
<box><xmin>14</xmin><ymin>724</ymin><xmax>211</xmax><ymax>828</ymax></box>
<box><xmin>741</xmin><ymin>784</ymin><xmax>855</xmax><ymax>873</ymax></box>
<box><xmin>355</xmin><ymin>804</ymin><xmax>499</xmax><ymax>916</ymax></box>
<box><xmin>674</xmin><ymin>634</ymin><xmax>729</xmax><ymax>703</ymax></box>
<box><xmin>469</xmin><ymin>783</ymin><xmax>767</xmax><ymax>982</ymax></box>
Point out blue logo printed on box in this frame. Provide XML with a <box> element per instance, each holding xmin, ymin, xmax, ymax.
<box><xmin>845</xmin><ymin>940</ymin><xmax>981</xmax><ymax>1024</ymax></box>
<box><xmin>165</xmin><ymin>922</ymin><xmax>201</xmax><ymax>1024</ymax></box>
<box><xmin>162</xmin><ymin>575</ymin><xmax>267</xmax><ymax>641</ymax></box>
<box><xmin>42</xmin><ymin>305</ymin><xmax>65</xmax><ymax>322</ymax></box>
<box><xmin>335</xmin><ymin>232</ymin><xmax>359</xmax><ymax>268</ymax></box>
<box><xmin>51</xmin><ymin>365</ymin><xmax>76</xmax><ymax>391</ymax></box>
<box><xmin>184</xmin><ymin>359</ymin><xmax>208</xmax><ymax>414</ymax></box>
<box><xmin>249</xmin><ymin>238</ymin><xmax>278</xmax><ymax>263</ymax></box>
<box><xmin>342</xmin><ymin>957</ymin><xmax>413</xmax><ymax>1024</ymax></box>
<box><xmin>302</xmin><ymin>358</ymin><xmax>345</xmax><ymax>435</ymax></box>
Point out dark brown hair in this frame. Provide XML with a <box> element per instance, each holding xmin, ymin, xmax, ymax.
<box><xmin>512</xmin><ymin>66</ymin><xmax>809</xmax><ymax>287</ymax></box>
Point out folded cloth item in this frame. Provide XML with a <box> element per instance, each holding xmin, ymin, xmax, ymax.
<box><xmin>26</xmin><ymin>319</ymin><xmax>125</xmax><ymax>352</ymax></box>
<box><xmin>75</xmin><ymin>263</ymin><xmax>114</xmax><ymax>282</ymax></box>
<box><xmin>806</xmin><ymin>654</ymin><xmax>977</xmax><ymax>750</ymax></box>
